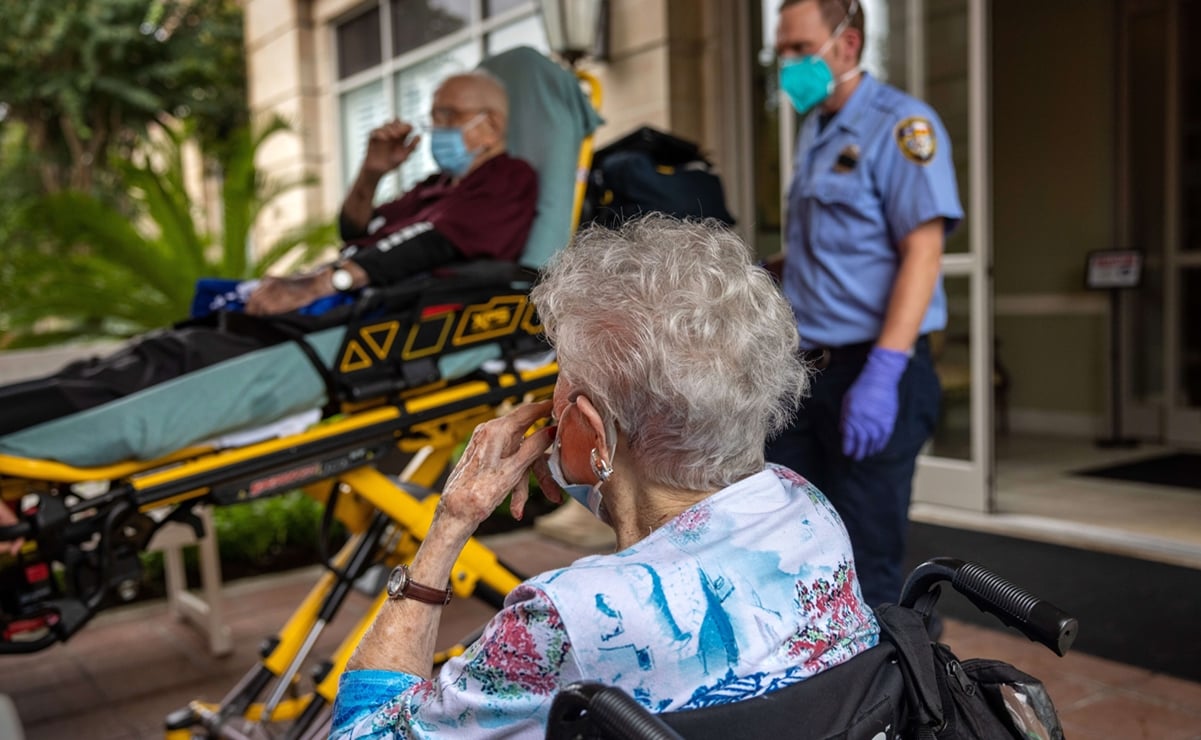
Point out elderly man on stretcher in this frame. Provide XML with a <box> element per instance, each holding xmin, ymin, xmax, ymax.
<box><xmin>0</xmin><ymin>70</ymin><xmax>537</xmax><ymax>438</ymax></box>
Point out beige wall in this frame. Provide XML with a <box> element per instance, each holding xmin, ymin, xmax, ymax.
<box><xmin>992</xmin><ymin>0</ymin><xmax>1115</xmax><ymax>428</ymax></box>
<box><xmin>244</xmin><ymin>0</ymin><xmax>328</xmax><ymax>263</ymax></box>
<box><xmin>580</xmin><ymin>0</ymin><xmax>718</xmax><ymax>153</ymax></box>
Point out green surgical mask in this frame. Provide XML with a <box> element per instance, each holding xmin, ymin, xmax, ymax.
<box><xmin>780</xmin><ymin>55</ymin><xmax>837</xmax><ymax>115</ymax></box>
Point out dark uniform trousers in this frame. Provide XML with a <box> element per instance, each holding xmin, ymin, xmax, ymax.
<box><xmin>766</xmin><ymin>337</ymin><xmax>941</xmax><ymax>607</ymax></box>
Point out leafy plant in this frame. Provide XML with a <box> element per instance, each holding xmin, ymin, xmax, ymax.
<box><xmin>0</xmin><ymin>0</ymin><xmax>247</xmax><ymax>194</ymax></box>
<box><xmin>0</xmin><ymin>117</ymin><xmax>338</xmax><ymax>347</ymax></box>
<box><xmin>138</xmin><ymin>490</ymin><xmax>347</xmax><ymax>586</ymax></box>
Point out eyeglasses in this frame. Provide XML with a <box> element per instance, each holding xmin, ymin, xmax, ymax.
<box><xmin>428</xmin><ymin>106</ymin><xmax>489</xmax><ymax>127</ymax></box>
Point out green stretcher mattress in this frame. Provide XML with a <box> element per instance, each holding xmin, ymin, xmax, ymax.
<box><xmin>0</xmin><ymin>330</ymin><xmax>500</xmax><ymax>468</ymax></box>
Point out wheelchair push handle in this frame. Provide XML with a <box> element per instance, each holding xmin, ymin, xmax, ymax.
<box><xmin>900</xmin><ymin>557</ymin><xmax>1078</xmax><ymax>657</ymax></box>
<box><xmin>547</xmin><ymin>682</ymin><xmax>684</xmax><ymax>740</ymax></box>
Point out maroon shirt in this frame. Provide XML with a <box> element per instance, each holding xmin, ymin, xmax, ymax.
<box><xmin>343</xmin><ymin>153</ymin><xmax>538</xmax><ymax>285</ymax></box>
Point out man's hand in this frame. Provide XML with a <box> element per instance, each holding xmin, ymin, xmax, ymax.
<box><xmin>841</xmin><ymin>347</ymin><xmax>909</xmax><ymax>460</ymax></box>
<box><xmin>362</xmin><ymin>120</ymin><xmax>421</xmax><ymax>178</ymax></box>
<box><xmin>244</xmin><ymin>272</ymin><xmax>326</xmax><ymax>316</ymax></box>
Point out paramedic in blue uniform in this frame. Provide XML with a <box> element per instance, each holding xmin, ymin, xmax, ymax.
<box><xmin>767</xmin><ymin>0</ymin><xmax>964</xmax><ymax>608</ymax></box>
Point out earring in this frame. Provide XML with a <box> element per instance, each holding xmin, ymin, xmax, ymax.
<box><xmin>590</xmin><ymin>448</ymin><xmax>613</xmax><ymax>482</ymax></box>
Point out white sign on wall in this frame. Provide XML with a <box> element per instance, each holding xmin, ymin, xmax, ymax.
<box><xmin>1086</xmin><ymin>250</ymin><xmax>1143</xmax><ymax>290</ymax></box>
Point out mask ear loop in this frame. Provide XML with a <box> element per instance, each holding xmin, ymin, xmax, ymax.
<box><xmin>820</xmin><ymin>0</ymin><xmax>863</xmax><ymax>89</ymax></box>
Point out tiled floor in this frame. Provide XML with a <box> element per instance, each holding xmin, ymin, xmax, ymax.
<box><xmin>2</xmin><ymin>527</ymin><xmax>1200</xmax><ymax>740</ymax></box>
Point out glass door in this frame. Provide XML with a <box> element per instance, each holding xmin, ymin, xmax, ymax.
<box><xmin>1122</xmin><ymin>0</ymin><xmax>1201</xmax><ymax>447</ymax></box>
<box><xmin>886</xmin><ymin>0</ymin><xmax>994</xmax><ymax>511</ymax></box>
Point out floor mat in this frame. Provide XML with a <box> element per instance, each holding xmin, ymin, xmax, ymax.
<box><xmin>906</xmin><ymin>522</ymin><xmax>1201</xmax><ymax>683</ymax></box>
<box><xmin>1074</xmin><ymin>452</ymin><xmax>1201</xmax><ymax>491</ymax></box>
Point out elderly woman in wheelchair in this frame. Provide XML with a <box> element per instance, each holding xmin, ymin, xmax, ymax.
<box><xmin>331</xmin><ymin>216</ymin><xmax>880</xmax><ymax>738</ymax></box>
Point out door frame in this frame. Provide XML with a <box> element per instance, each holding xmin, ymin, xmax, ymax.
<box><xmin>911</xmin><ymin>0</ymin><xmax>994</xmax><ymax>513</ymax></box>
<box><xmin>1119</xmin><ymin>0</ymin><xmax>1201</xmax><ymax>447</ymax></box>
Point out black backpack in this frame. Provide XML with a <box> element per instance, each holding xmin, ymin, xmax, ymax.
<box><xmin>582</xmin><ymin>126</ymin><xmax>736</xmax><ymax>228</ymax></box>
<box><xmin>876</xmin><ymin>595</ymin><xmax>1065</xmax><ymax>740</ymax></box>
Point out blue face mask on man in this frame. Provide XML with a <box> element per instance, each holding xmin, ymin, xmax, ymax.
<box><xmin>778</xmin><ymin>0</ymin><xmax>860</xmax><ymax>115</ymax></box>
<box><xmin>430</xmin><ymin>112</ymin><xmax>486</xmax><ymax>176</ymax></box>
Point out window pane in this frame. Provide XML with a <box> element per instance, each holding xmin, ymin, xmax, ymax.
<box><xmin>485</xmin><ymin>0</ymin><xmax>528</xmax><ymax>17</ymax></box>
<box><xmin>929</xmin><ymin>274</ymin><xmax>973</xmax><ymax>461</ymax></box>
<box><xmin>922</xmin><ymin>0</ymin><xmax>969</xmax><ymax>255</ymax></box>
<box><xmin>337</xmin><ymin>7</ymin><xmax>383</xmax><ymax>79</ymax></box>
<box><xmin>393</xmin><ymin>43</ymin><xmax>481</xmax><ymax>190</ymax></box>
<box><xmin>1182</xmin><ymin>268</ymin><xmax>1201</xmax><ymax>407</ymax></box>
<box><xmin>485</xmin><ymin>14</ymin><xmax>549</xmax><ymax>56</ymax></box>
<box><xmin>390</xmin><ymin>0</ymin><xmax>472</xmax><ymax>56</ymax></box>
<box><xmin>341</xmin><ymin>80</ymin><xmax>400</xmax><ymax>201</ymax></box>
<box><xmin>1129</xmin><ymin>7</ymin><xmax>1167</xmax><ymax>404</ymax></box>
<box><xmin>1182</xmin><ymin>0</ymin><xmax>1201</xmax><ymax>253</ymax></box>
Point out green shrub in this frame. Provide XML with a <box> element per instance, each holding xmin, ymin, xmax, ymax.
<box><xmin>139</xmin><ymin>490</ymin><xmax>343</xmax><ymax>584</ymax></box>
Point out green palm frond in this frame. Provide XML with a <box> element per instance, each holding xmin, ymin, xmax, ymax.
<box><xmin>252</xmin><ymin>220</ymin><xmax>341</xmax><ymax>278</ymax></box>
<box><xmin>34</xmin><ymin>191</ymin><xmax>197</xmax><ymax>308</ymax></box>
<box><xmin>7</xmin><ymin>118</ymin><xmax>338</xmax><ymax>345</ymax></box>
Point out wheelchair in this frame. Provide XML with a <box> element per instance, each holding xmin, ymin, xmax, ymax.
<box><xmin>545</xmin><ymin>557</ymin><xmax>1077</xmax><ymax>740</ymax></box>
<box><xmin>0</xmin><ymin>45</ymin><xmax>602</xmax><ymax>739</ymax></box>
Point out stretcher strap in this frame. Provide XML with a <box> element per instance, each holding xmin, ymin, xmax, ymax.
<box><xmin>214</xmin><ymin>311</ymin><xmax>342</xmax><ymax>417</ymax></box>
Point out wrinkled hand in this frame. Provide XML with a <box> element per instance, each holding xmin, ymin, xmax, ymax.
<box><xmin>437</xmin><ymin>401</ymin><xmax>557</xmax><ymax>535</ymax></box>
<box><xmin>245</xmin><ymin>274</ymin><xmax>323</xmax><ymax>316</ymax></box>
<box><xmin>840</xmin><ymin>347</ymin><xmax>909</xmax><ymax>460</ymax></box>
<box><xmin>529</xmin><ymin>431</ymin><xmax>566</xmax><ymax>507</ymax></box>
<box><xmin>0</xmin><ymin>499</ymin><xmax>25</xmax><ymax>556</ymax></box>
<box><xmin>362</xmin><ymin>120</ymin><xmax>421</xmax><ymax>178</ymax></box>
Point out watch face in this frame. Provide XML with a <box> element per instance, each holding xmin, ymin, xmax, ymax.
<box><xmin>386</xmin><ymin>565</ymin><xmax>408</xmax><ymax>599</ymax></box>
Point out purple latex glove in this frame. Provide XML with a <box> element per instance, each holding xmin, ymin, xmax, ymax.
<box><xmin>841</xmin><ymin>347</ymin><xmax>910</xmax><ymax>460</ymax></box>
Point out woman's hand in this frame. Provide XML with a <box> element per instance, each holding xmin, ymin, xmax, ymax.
<box><xmin>436</xmin><ymin>401</ymin><xmax>556</xmax><ymax>538</ymax></box>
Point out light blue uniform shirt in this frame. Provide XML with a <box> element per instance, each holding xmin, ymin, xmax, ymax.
<box><xmin>784</xmin><ymin>73</ymin><xmax>964</xmax><ymax>349</ymax></box>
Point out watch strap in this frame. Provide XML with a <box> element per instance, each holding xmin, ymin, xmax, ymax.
<box><xmin>391</xmin><ymin>564</ymin><xmax>453</xmax><ymax>605</ymax></box>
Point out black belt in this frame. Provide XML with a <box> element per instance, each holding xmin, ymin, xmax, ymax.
<box><xmin>800</xmin><ymin>335</ymin><xmax>929</xmax><ymax>370</ymax></box>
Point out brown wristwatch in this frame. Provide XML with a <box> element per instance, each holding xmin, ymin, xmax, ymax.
<box><xmin>385</xmin><ymin>564</ymin><xmax>453</xmax><ymax>605</ymax></box>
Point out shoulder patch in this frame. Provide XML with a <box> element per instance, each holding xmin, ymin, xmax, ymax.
<box><xmin>894</xmin><ymin>116</ymin><xmax>937</xmax><ymax>164</ymax></box>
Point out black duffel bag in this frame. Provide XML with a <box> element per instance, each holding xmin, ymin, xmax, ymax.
<box><xmin>582</xmin><ymin>126</ymin><xmax>736</xmax><ymax>228</ymax></box>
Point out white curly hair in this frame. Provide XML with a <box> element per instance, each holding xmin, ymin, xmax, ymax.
<box><xmin>531</xmin><ymin>215</ymin><xmax>809</xmax><ymax>491</ymax></box>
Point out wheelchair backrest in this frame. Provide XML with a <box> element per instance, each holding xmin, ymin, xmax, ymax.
<box><xmin>547</xmin><ymin>641</ymin><xmax>908</xmax><ymax>740</ymax></box>
<box><xmin>477</xmin><ymin>46</ymin><xmax>603</xmax><ymax>269</ymax></box>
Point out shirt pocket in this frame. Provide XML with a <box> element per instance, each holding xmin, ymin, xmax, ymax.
<box><xmin>805</xmin><ymin>171</ymin><xmax>874</xmax><ymax>253</ymax></box>
<box><xmin>808</xmin><ymin>170</ymin><xmax>861</xmax><ymax>209</ymax></box>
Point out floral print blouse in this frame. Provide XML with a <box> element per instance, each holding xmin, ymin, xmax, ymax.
<box><xmin>332</xmin><ymin>465</ymin><xmax>879</xmax><ymax>738</ymax></box>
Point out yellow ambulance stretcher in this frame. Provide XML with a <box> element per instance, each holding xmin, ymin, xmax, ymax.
<box><xmin>0</xmin><ymin>46</ymin><xmax>601</xmax><ymax>739</ymax></box>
